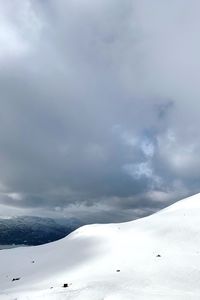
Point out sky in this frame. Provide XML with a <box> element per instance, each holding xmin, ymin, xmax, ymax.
<box><xmin>0</xmin><ymin>0</ymin><xmax>200</xmax><ymax>223</ymax></box>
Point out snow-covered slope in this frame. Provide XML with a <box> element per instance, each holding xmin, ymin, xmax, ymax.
<box><xmin>1</xmin><ymin>193</ymin><xmax>200</xmax><ymax>299</ymax></box>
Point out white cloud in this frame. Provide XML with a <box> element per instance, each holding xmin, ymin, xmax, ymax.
<box><xmin>157</xmin><ymin>130</ymin><xmax>200</xmax><ymax>179</ymax></box>
<box><xmin>141</xmin><ymin>139</ymin><xmax>154</xmax><ymax>157</ymax></box>
<box><xmin>123</xmin><ymin>161</ymin><xmax>153</xmax><ymax>179</ymax></box>
<box><xmin>0</xmin><ymin>1</ymin><xmax>43</xmax><ymax>62</ymax></box>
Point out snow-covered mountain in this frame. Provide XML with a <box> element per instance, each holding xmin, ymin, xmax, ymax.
<box><xmin>1</xmin><ymin>193</ymin><xmax>200</xmax><ymax>299</ymax></box>
<box><xmin>0</xmin><ymin>216</ymin><xmax>82</xmax><ymax>246</ymax></box>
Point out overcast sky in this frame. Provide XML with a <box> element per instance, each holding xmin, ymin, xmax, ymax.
<box><xmin>0</xmin><ymin>0</ymin><xmax>200</xmax><ymax>223</ymax></box>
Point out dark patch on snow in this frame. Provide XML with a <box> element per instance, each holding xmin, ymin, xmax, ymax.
<box><xmin>12</xmin><ymin>277</ymin><xmax>20</xmax><ymax>282</ymax></box>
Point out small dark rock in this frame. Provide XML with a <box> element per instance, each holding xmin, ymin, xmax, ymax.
<box><xmin>156</xmin><ymin>254</ymin><xmax>161</xmax><ymax>257</ymax></box>
<box><xmin>31</xmin><ymin>261</ymin><xmax>35</xmax><ymax>263</ymax></box>
<box><xmin>116</xmin><ymin>269</ymin><xmax>120</xmax><ymax>272</ymax></box>
<box><xmin>12</xmin><ymin>277</ymin><xmax>20</xmax><ymax>282</ymax></box>
<box><xmin>63</xmin><ymin>283</ymin><xmax>68</xmax><ymax>288</ymax></box>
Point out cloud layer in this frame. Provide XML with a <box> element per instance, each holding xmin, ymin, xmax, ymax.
<box><xmin>0</xmin><ymin>0</ymin><xmax>200</xmax><ymax>222</ymax></box>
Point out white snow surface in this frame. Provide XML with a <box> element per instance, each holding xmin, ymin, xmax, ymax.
<box><xmin>1</xmin><ymin>193</ymin><xmax>200</xmax><ymax>299</ymax></box>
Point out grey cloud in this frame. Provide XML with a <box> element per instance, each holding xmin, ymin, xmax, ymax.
<box><xmin>0</xmin><ymin>0</ymin><xmax>199</xmax><ymax>222</ymax></box>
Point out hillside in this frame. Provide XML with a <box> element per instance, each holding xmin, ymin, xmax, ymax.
<box><xmin>1</xmin><ymin>193</ymin><xmax>200</xmax><ymax>299</ymax></box>
<box><xmin>0</xmin><ymin>216</ymin><xmax>82</xmax><ymax>246</ymax></box>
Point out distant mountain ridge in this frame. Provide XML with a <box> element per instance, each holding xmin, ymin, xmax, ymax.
<box><xmin>0</xmin><ymin>216</ymin><xmax>82</xmax><ymax>246</ymax></box>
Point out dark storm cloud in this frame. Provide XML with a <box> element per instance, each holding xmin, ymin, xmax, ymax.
<box><xmin>0</xmin><ymin>0</ymin><xmax>200</xmax><ymax>222</ymax></box>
